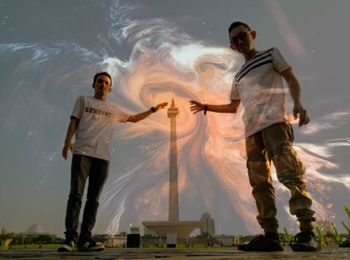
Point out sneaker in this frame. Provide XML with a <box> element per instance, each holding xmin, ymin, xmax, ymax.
<box><xmin>290</xmin><ymin>231</ymin><xmax>321</xmax><ymax>252</ymax></box>
<box><xmin>237</xmin><ymin>235</ymin><xmax>283</xmax><ymax>252</ymax></box>
<box><xmin>77</xmin><ymin>237</ymin><xmax>104</xmax><ymax>251</ymax></box>
<box><xmin>339</xmin><ymin>237</ymin><xmax>350</xmax><ymax>248</ymax></box>
<box><xmin>57</xmin><ymin>239</ymin><xmax>75</xmax><ymax>252</ymax></box>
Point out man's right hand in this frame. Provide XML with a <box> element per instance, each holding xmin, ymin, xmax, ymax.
<box><xmin>62</xmin><ymin>143</ymin><xmax>73</xmax><ymax>160</ymax></box>
<box><xmin>154</xmin><ymin>102</ymin><xmax>168</xmax><ymax>111</ymax></box>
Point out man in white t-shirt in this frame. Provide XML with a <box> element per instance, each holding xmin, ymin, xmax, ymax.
<box><xmin>190</xmin><ymin>21</ymin><xmax>319</xmax><ymax>252</ymax></box>
<box><xmin>58</xmin><ymin>72</ymin><xmax>167</xmax><ymax>252</ymax></box>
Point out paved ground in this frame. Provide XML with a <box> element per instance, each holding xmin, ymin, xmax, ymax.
<box><xmin>0</xmin><ymin>245</ymin><xmax>350</xmax><ymax>259</ymax></box>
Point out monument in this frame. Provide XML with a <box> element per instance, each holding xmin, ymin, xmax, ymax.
<box><xmin>168</xmin><ymin>98</ymin><xmax>179</xmax><ymax>222</ymax></box>
<box><xmin>143</xmin><ymin>99</ymin><xmax>200</xmax><ymax>246</ymax></box>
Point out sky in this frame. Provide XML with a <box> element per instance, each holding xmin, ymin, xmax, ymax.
<box><xmin>1</xmin><ymin>0</ymin><xmax>350</xmax><ymax>237</ymax></box>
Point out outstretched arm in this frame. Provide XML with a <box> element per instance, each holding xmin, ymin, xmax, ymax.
<box><xmin>281</xmin><ymin>68</ymin><xmax>310</xmax><ymax>126</ymax></box>
<box><xmin>62</xmin><ymin>117</ymin><xmax>79</xmax><ymax>160</ymax></box>
<box><xmin>126</xmin><ymin>102</ymin><xmax>168</xmax><ymax>123</ymax></box>
<box><xmin>189</xmin><ymin>99</ymin><xmax>240</xmax><ymax>114</ymax></box>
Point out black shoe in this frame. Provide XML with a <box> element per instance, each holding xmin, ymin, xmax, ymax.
<box><xmin>238</xmin><ymin>235</ymin><xmax>283</xmax><ymax>252</ymax></box>
<box><xmin>290</xmin><ymin>231</ymin><xmax>320</xmax><ymax>252</ymax></box>
<box><xmin>339</xmin><ymin>238</ymin><xmax>350</xmax><ymax>248</ymax></box>
<box><xmin>57</xmin><ymin>239</ymin><xmax>75</xmax><ymax>252</ymax></box>
<box><xmin>77</xmin><ymin>237</ymin><xmax>104</xmax><ymax>251</ymax></box>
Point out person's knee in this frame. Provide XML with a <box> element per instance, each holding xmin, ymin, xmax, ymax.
<box><xmin>247</xmin><ymin>159</ymin><xmax>270</xmax><ymax>186</ymax></box>
<box><xmin>68</xmin><ymin>193</ymin><xmax>83</xmax><ymax>202</ymax></box>
<box><xmin>85</xmin><ymin>198</ymin><xmax>99</xmax><ymax>209</ymax></box>
<box><xmin>273</xmin><ymin>144</ymin><xmax>304</xmax><ymax>176</ymax></box>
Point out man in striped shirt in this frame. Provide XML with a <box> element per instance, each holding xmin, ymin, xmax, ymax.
<box><xmin>190</xmin><ymin>21</ymin><xmax>319</xmax><ymax>252</ymax></box>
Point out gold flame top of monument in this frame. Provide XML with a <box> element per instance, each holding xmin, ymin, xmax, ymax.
<box><xmin>167</xmin><ymin>98</ymin><xmax>179</xmax><ymax>117</ymax></box>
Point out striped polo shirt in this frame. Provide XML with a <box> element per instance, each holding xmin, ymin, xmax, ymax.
<box><xmin>230</xmin><ymin>47</ymin><xmax>291</xmax><ymax>137</ymax></box>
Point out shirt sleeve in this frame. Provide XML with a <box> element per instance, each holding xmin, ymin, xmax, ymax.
<box><xmin>71</xmin><ymin>96</ymin><xmax>84</xmax><ymax>119</ymax></box>
<box><xmin>272</xmin><ymin>47</ymin><xmax>291</xmax><ymax>73</ymax></box>
<box><xmin>230</xmin><ymin>81</ymin><xmax>240</xmax><ymax>101</ymax></box>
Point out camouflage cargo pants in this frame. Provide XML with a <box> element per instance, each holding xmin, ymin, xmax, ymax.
<box><xmin>245</xmin><ymin>122</ymin><xmax>315</xmax><ymax>233</ymax></box>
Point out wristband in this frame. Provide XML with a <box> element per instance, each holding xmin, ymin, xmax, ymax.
<box><xmin>151</xmin><ymin>107</ymin><xmax>156</xmax><ymax>113</ymax></box>
<box><xmin>203</xmin><ymin>105</ymin><xmax>208</xmax><ymax>115</ymax></box>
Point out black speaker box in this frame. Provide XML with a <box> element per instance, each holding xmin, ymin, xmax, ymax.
<box><xmin>127</xmin><ymin>234</ymin><xmax>140</xmax><ymax>248</ymax></box>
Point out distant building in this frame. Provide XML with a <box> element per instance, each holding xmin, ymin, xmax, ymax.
<box><xmin>143</xmin><ymin>227</ymin><xmax>158</xmax><ymax>237</ymax></box>
<box><xmin>130</xmin><ymin>226</ymin><xmax>140</xmax><ymax>235</ymax></box>
<box><xmin>26</xmin><ymin>224</ymin><xmax>45</xmax><ymax>234</ymax></box>
<box><xmin>200</xmin><ymin>213</ymin><xmax>215</xmax><ymax>236</ymax></box>
<box><xmin>105</xmin><ymin>234</ymin><xmax>127</xmax><ymax>248</ymax></box>
<box><xmin>16</xmin><ymin>225</ymin><xmax>57</xmax><ymax>244</ymax></box>
<box><xmin>213</xmin><ymin>235</ymin><xmax>241</xmax><ymax>246</ymax></box>
<box><xmin>1</xmin><ymin>227</ymin><xmax>8</xmax><ymax>234</ymax></box>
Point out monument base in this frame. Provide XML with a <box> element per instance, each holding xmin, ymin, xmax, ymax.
<box><xmin>142</xmin><ymin>221</ymin><xmax>201</xmax><ymax>240</ymax></box>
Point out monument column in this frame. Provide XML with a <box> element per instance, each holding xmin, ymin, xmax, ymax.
<box><xmin>167</xmin><ymin>99</ymin><xmax>179</xmax><ymax>222</ymax></box>
<box><xmin>142</xmin><ymin>99</ymin><xmax>200</xmax><ymax>244</ymax></box>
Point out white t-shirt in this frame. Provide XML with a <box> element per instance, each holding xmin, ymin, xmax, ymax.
<box><xmin>71</xmin><ymin>96</ymin><xmax>131</xmax><ymax>161</ymax></box>
<box><xmin>230</xmin><ymin>47</ymin><xmax>291</xmax><ymax>137</ymax></box>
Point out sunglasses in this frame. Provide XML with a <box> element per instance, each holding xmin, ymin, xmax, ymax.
<box><xmin>230</xmin><ymin>31</ymin><xmax>251</xmax><ymax>45</ymax></box>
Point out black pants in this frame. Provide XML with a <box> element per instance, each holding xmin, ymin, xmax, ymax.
<box><xmin>64</xmin><ymin>154</ymin><xmax>109</xmax><ymax>241</ymax></box>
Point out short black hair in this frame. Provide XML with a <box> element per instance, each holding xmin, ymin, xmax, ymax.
<box><xmin>228</xmin><ymin>21</ymin><xmax>251</xmax><ymax>34</ymax></box>
<box><xmin>93</xmin><ymin>72</ymin><xmax>112</xmax><ymax>86</ymax></box>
